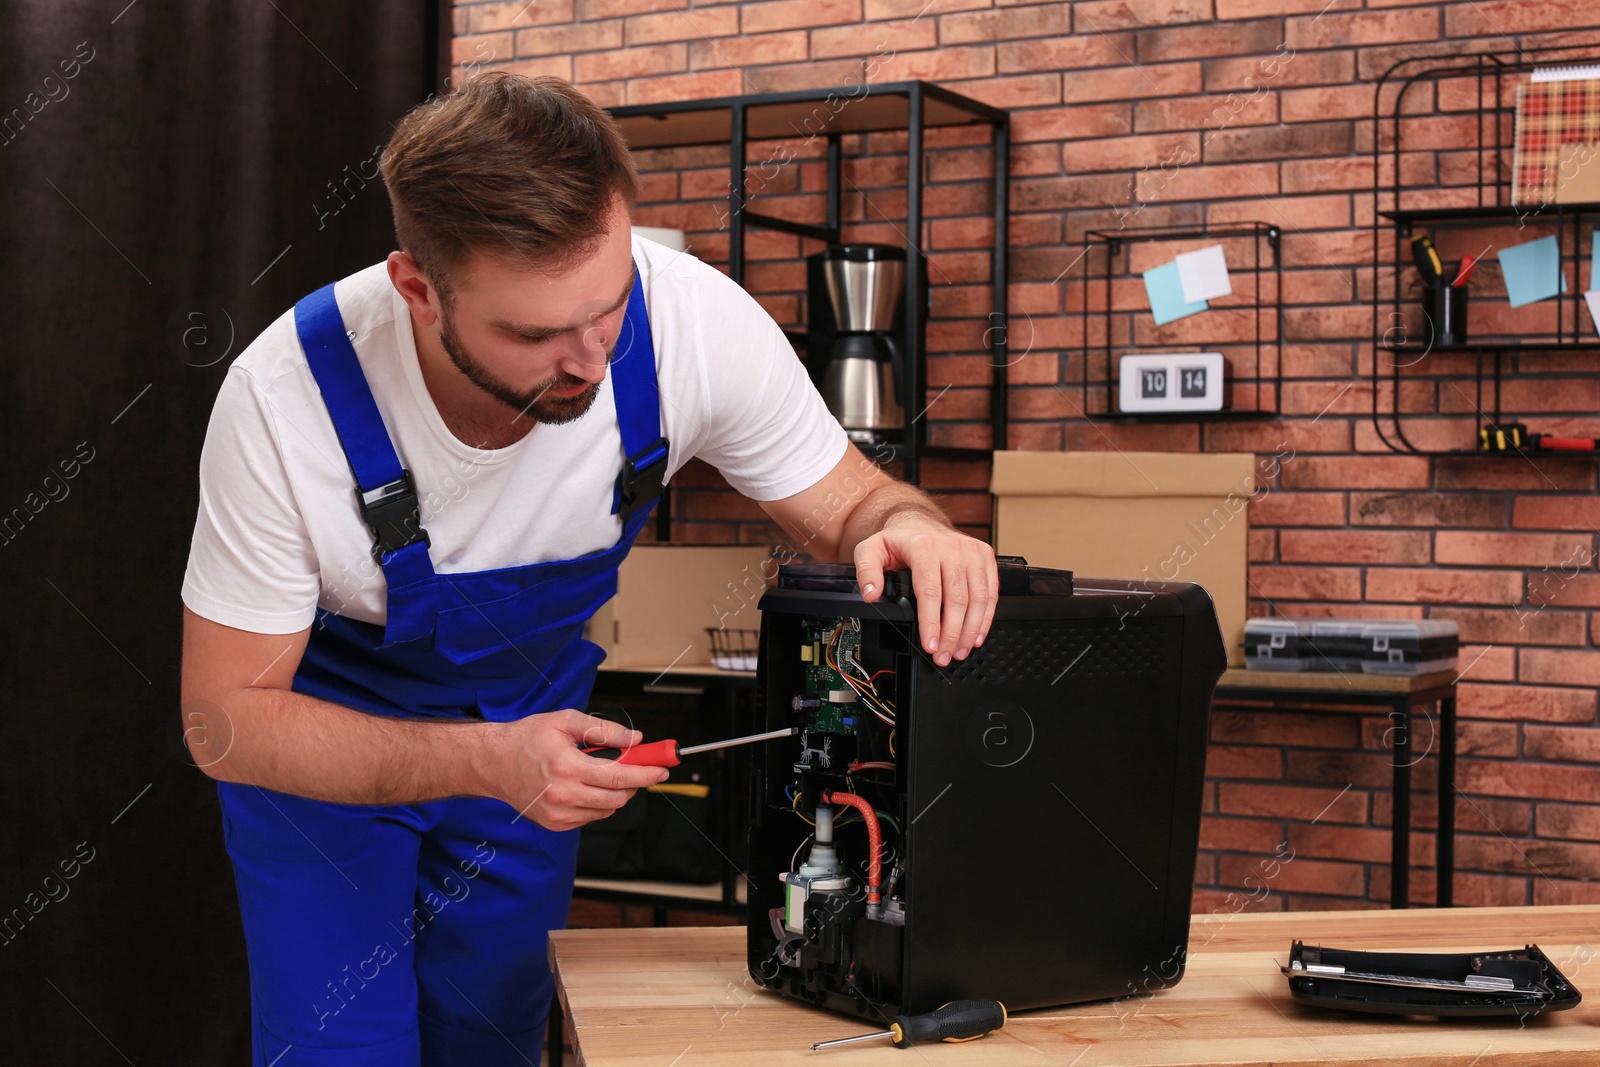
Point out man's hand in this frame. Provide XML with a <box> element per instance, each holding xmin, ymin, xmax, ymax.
<box><xmin>853</xmin><ymin>511</ymin><xmax>999</xmax><ymax>667</ymax></box>
<box><xmin>479</xmin><ymin>709</ymin><xmax>669</xmax><ymax>832</ymax></box>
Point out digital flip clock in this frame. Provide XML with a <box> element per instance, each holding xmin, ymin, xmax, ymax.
<box><xmin>1117</xmin><ymin>352</ymin><xmax>1230</xmax><ymax>414</ymax></box>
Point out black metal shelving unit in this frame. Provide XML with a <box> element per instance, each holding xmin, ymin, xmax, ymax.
<box><xmin>1079</xmin><ymin>221</ymin><xmax>1282</xmax><ymax>420</ymax></box>
<box><xmin>1372</xmin><ymin>45</ymin><xmax>1600</xmax><ymax>458</ymax></box>
<box><xmin>608</xmin><ymin>81</ymin><xmax>1010</xmax><ymax>520</ymax></box>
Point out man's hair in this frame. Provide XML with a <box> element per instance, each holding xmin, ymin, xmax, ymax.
<box><xmin>379</xmin><ymin>72</ymin><xmax>639</xmax><ymax>299</ymax></box>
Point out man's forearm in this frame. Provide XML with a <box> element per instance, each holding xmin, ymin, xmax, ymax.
<box><xmin>837</xmin><ymin>480</ymin><xmax>952</xmax><ymax>562</ymax></box>
<box><xmin>188</xmin><ymin>685</ymin><xmax>496</xmax><ymax>806</ymax></box>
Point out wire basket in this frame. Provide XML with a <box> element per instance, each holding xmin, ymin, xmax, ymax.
<box><xmin>705</xmin><ymin>627</ymin><xmax>759</xmax><ymax>672</ymax></box>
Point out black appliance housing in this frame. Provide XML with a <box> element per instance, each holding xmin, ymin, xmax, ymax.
<box><xmin>747</xmin><ymin>560</ymin><xmax>1226</xmax><ymax>1021</ymax></box>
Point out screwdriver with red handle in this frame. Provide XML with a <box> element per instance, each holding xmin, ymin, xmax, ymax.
<box><xmin>581</xmin><ymin>726</ymin><xmax>796</xmax><ymax>767</ymax></box>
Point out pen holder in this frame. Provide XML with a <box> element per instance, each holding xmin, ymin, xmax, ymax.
<box><xmin>1422</xmin><ymin>285</ymin><xmax>1468</xmax><ymax>348</ymax></box>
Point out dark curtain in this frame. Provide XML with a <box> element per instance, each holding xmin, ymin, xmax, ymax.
<box><xmin>0</xmin><ymin>2</ymin><xmax>446</xmax><ymax>1061</ymax></box>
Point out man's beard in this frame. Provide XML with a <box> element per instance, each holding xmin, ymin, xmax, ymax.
<box><xmin>438</xmin><ymin>312</ymin><xmax>603</xmax><ymax>426</ymax></box>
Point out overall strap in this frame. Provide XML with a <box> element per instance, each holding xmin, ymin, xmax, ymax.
<box><xmin>610</xmin><ymin>262</ymin><xmax>670</xmax><ymax>539</ymax></box>
<box><xmin>293</xmin><ymin>283</ymin><xmax>435</xmax><ymax>587</ymax></box>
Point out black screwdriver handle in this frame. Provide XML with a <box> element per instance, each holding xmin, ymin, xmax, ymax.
<box><xmin>891</xmin><ymin>999</ymin><xmax>1006</xmax><ymax>1047</ymax></box>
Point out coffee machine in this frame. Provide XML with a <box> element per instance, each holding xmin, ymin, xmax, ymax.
<box><xmin>805</xmin><ymin>244</ymin><xmax>927</xmax><ymax>445</ymax></box>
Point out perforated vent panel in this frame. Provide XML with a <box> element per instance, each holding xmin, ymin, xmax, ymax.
<box><xmin>935</xmin><ymin>619</ymin><xmax>1167</xmax><ymax>684</ymax></box>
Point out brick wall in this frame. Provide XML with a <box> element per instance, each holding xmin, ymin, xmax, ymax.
<box><xmin>452</xmin><ymin>0</ymin><xmax>1600</xmax><ymax>911</ymax></box>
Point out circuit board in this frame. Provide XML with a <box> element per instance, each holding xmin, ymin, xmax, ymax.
<box><xmin>801</xmin><ymin>617</ymin><xmax>860</xmax><ymax>736</ymax></box>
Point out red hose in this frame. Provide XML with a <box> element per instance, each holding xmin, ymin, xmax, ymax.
<box><xmin>823</xmin><ymin>791</ymin><xmax>882</xmax><ymax>904</ymax></box>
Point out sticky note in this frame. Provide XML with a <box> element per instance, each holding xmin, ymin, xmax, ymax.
<box><xmin>1497</xmin><ymin>235</ymin><xmax>1564</xmax><ymax>307</ymax></box>
<box><xmin>1591</xmin><ymin>226</ymin><xmax>1600</xmax><ymax>289</ymax></box>
<box><xmin>1175</xmin><ymin>244</ymin><xmax>1232</xmax><ymax>303</ymax></box>
<box><xmin>1143</xmin><ymin>261</ymin><xmax>1208</xmax><ymax>326</ymax></box>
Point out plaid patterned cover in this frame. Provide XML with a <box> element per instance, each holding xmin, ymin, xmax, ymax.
<box><xmin>1512</xmin><ymin>77</ymin><xmax>1600</xmax><ymax>207</ymax></box>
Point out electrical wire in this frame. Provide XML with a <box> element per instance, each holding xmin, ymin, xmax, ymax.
<box><xmin>824</xmin><ymin>791</ymin><xmax>882</xmax><ymax>904</ymax></box>
<box><xmin>825</xmin><ymin>621</ymin><xmax>896</xmax><ymax>726</ymax></box>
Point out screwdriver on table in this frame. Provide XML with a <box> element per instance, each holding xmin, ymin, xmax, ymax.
<box><xmin>810</xmin><ymin>999</ymin><xmax>1008</xmax><ymax>1051</ymax></box>
<box><xmin>582</xmin><ymin>726</ymin><xmax>796</xmax><ymax>767</ymax></box>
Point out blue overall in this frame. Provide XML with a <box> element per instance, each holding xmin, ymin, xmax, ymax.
<box><xmin>216</xmin><ymin>264</ymin><xmax>668</xmax><ymax>1066</ymax></box>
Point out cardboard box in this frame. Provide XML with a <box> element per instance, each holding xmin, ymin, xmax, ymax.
<box><xmin>586</xmin><ymin>544</ymin><xmax>774</xmax><ymax>669</ymax></box>
<box><xmin>990</xmin><ymin>451</ymin><xmax>1257</xmax><ymax>665</ymax></box>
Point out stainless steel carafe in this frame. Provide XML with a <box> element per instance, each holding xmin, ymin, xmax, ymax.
<box><xmin>816</xmin><ymin>244</ymin><xmax>905</xmax><ymax>434</ymax></box>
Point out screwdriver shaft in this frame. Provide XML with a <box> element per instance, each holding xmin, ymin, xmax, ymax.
<box><xmin>810</xmin><ymin>1030</ymin><xmax>893</xmax><ymax>1050</ymax></box>
<box><xmin>677</xmin><ymin>726</ymin><xmax>796</xmax><ymax>756</ymax></box>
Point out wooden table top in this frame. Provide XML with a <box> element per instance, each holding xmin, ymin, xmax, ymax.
<box><xmin>549</xmin><ymin>904</ymin><xmax>1600</xmax><ymax>1065</ymax></box>
<box><xmin>1217</xmin><ymin>667</ymin><xmax>1458</xmax><ymax>694</ymax></box>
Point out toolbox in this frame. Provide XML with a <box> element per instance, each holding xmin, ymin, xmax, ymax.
<box><xmin>1245</xmin><ymin>617</ymin><xmax>1458</xmax><ymax>676</ymax></box>
<box><xmin>746</xmin><ymin>559</ymin><xmax>1227</xmax><ymax>1021</ymax></box>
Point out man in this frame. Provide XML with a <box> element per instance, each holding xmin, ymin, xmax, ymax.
<box><xmin>181</xmin><ymin>72</ymin><xmax>997</xmax><ymax>1066</ymax></box>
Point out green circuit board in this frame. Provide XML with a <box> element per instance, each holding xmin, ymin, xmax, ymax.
<box><xmin>801</xmin><ymin>618</ymin><xmax>860</xmax><ymax>735</ymax></box>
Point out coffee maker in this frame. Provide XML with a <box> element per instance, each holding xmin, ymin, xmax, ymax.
<box><xmin>805</xmin><ymin>244</ymin><xmax>927</xmax><ymax>445</ymax></box>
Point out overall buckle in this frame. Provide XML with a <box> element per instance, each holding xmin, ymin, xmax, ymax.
<box><xmin>358</xmin><ymin>471</ymin><xmax>430</xmax><ymax>561</ymax></box>
<box><xmin>614</xmin><ymin>437</ymin><xmax>670</xmax><ymax>524</ymax></box>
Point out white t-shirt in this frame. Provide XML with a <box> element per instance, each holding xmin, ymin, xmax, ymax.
<box><xmin>181</xmin><ymin>234</ymin><xmax>848</xmax><ymax>635</ymax></box>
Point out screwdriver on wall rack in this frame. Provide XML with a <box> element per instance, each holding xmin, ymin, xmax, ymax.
<box><xmin>810</xmin><ymin>1000</ymin><xmax>1008</xmax><ymax>1051</ymax></box>
<box><xmin>582</xmin><ymin>726</ymin><xmax>796</xmax><ymax>767</ymax></box>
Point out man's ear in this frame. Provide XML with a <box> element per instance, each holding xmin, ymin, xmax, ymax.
<box><xmin>387</xmin><ymin>250</ymin><xmax>443</xmax><ymax>328</ymax></box>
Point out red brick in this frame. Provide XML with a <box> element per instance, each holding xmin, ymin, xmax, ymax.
<box><xmin>576</xmin><ymin>0</ymin><xmax>680</xmax><ymax>17</ymax></box>
<box><xmin>1203</xmin><ymin>51</ymin><xmax>1355</xmax><ymax>93</ymax></box>
<box><xmin>1289</xmin><ymin>823</ymin><xmax>1433</xmax><ymax>867</ymax></box>
<box><xmin>1252</xmin><ymin>564</ymin><xmax>1363</xmax><ymax>601</ymax></box>
<box><xmin>743</xmin><ymin>0</ymin><xmax>862</xmax><ymax>33</ymax></box>
<box><xmin>1134</xmin><ymin>92</ymin><xmax>1278</xmax><ymax>133</ymax></box>
<box><xmin>1460</xmin><ymin>683</ymin><xmax>1597</xmax><ymax>725</ymax></box>
<box><xmin>1351</xmin><ymin>492</ymin><xmax>1506</xmax><ymax>528</ymax></box>
<box><xmin>625</xmin><ymin>7</ymin><xmax>738</xmax><ymax>45</ymax></box>
<box><xmin>1521</xmin><ymin>649</ymin><xmax>1600</xmax><ymax>688</ymax></box>
<box><xmin>997</xmin><ymin>33</ymin><xmax>1128</xmax><ymax>74</ymax></box>
<box><xmin>573</xmin><ymin>43</ymin><xmax>685</xmax><ymax>81</ymax></box>
<box><xmin>1206</xmin><ymin>744</ymin><xmax>1284</xmax><ymax>779</ymax></box>
<box><xmin>1200</xmin><ymin>816</ymin><xmax>1286</xmax><ymax>853</ymax></box>
<box><xmin>1278</xmin><ymin>529</ymin><xmax>1430</xmax><ymax>565</ymax></box>
<box><xmin>1140</xmin><ymin>19</ymin><xmax>1286</xmax><ymax>64</ymax></box>
<box><xmin>1456</xmin><ymin>836</ymin><xmax>1600</xmax><ymax>880</ymax></box>
<box><xmin>1460</xmin><ymin>758</ymin><xmax>1600</xmax><ymax>803</ymax></box>
<box><xmin>1513</xmin><ymin>496</ymin><xmax>1600</xmax><ymax>532</ymax></box>
<box><xmin>692</xmin><ymin>30</ymin><xmax>810</xmax><ymax>68</ymax></box>
<box><xmin>453</xmin><ymin>32</ymin><xmax>513</xmax><ymax>66</ymax></box>
<box><xmin>1460</xmin><ymin>721</ymin><xmax>1521</xmax><ymax>758</ymax></box>
<box><xmin>1525</xmin><ymin>726</ymin><xmax>1600</xmax><ymax>765</ymax></box>
<box><xmin>1217</xmin><ymin>853</ymin><xmax>1365</xmax><ymax>897</ymax></box>
<box><xmin>1536</xmin><ymin>803</ymin><xmax>1600</xmax><ymax>841</ymax></box>
<box><xmin>1365</xmin><ymin>567</ymin><xmax>1523</xmax><ymax>606</ymax></box>
<box><xmin>1013</xmin><ymin>104</ymin><xmax>1132</xmax><ymax>142</ymax></box>
<box><xmin>1205</xmin><ymin>120</ymin><xmax>1354</xmax><ymax>164</ymax></box>
<box><xmin>1428</xmin><ymin>606</ymin><xmax>1587</xmax><ymax>647</ymax></box>
<box><xmin>1279</xmin><ymin>455</ymin><xmax>1428</xmax><ymax>491</ymax></box>
<box><xmin>1202</xmin><ymin>419</ymin><xmax>1349</xmax><ymax>454</ymax></box>
<box><xmin>871</xmin><ymin>45</ymin><xmax>996</xmax><ymax>81</ymax></box>
<box><xmin>1251</xmin><ymin>491</ymin><xmax>1346</xmax><ymax>527</ymax></box>
<box><xmin>468</xmin><ymin>0</ymin><xmax>577</xmax><ymax>31</ymax></box>
<box><xmin>1210</xmin><ymin>708</ymin><xmax>1361</xmax><ymax>748</ymax></box>
<box><xmin>1286</xmin><ymin>7</ymin><xmax>1437</xmax><ymax>48</ymax></box>
<box><xmin>1435</xmin><ymin>459</ymin><xmax>1596</xmax><ymax>492</ymax></box>
<box><xmin>625</xmin><ymin>69</ymin><xmax>744</xmax><ymax>105</ymax></box>
<box><xmin>1075</xmin><ymin>0</ymin><xmax>1214</xmax><ymax>31</ymax></box>
<box><xmin>1063</xmin><ymin>62</ymin><xmax>1202</xmax><ymax>104</ymax></box>
<box><xmin>1533</xmin><ymin>879</ymin><xmax>1600</xmax><ymax>906</ymax></box>
<box><xmin>1436</xmin><ymin>532</ymin><xmax>1592</xmax><ymax>569</ymax></box>
<box><xmin>1140</xmin><ymin>162</ymin><xmax>1281</xmax><ymax>203</ymax></box>
<box><xmin>954</xmin><ymin>74</ymin><xmax>1064</xmax><ymax>109</ymax></box>
<box><xmin>814</xmin><ymin>18</ymin><xmax>935</xmax><ymax>58</ymax></box>
<box><xmin>940</xmin><ymin>4</ymin><xmax>1073</xmax><ymax>44</ymax></box>
<box><xmin>1216</xmin><ymin>0</ymin><xmax>1356</xmax><ymax>15</ymax></box>
<box><xmin>517</xmin><ymin>21</ymin><xmax>622</xmax><ymax>55</ymax></box>
<box><xmin>866</xmin><ymin>0</ymin><xmax>986</xmax><ymax>17</ymax></box>
<box><xmin>1444</xmin><ymin>873</ymin><xmax>1531</xmax><ymax>907</ymax></box>
<box><xmin>1445</xmin><ymin>0</ymin><xmax>1599</xmax><ymax>37</ymax></box>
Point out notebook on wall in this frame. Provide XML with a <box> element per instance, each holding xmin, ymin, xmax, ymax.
<box><xmin>1513</xmin><ymin>66</ymin><xmax>1600</xmax><ymax>207</ymax></box>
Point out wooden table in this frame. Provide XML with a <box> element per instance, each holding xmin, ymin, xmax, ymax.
<box><xmin>549</xmin><ymin>905</ymin><xmax>1600</xmax><ymax>1065</ymax></box>
<box><xmin>1213</xmin><ymin>668</ymin><xmax>1458</xmax><ymax>908</ymax></box>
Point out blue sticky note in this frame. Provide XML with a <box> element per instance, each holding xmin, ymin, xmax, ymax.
<box><xmin>1591</xmin><ymin>226</ymin><xmax>1600</xmax><ymax>289</ymax></box>
<box><xmin>1498</xmin><ymin>235</ymin><xmax>1564</xmax><ymax>308</ymax></box>
<box><xmin>1143</xmin><ymin>260</ymin><xmax>1208</xmax><ymax>325</ymax></box>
